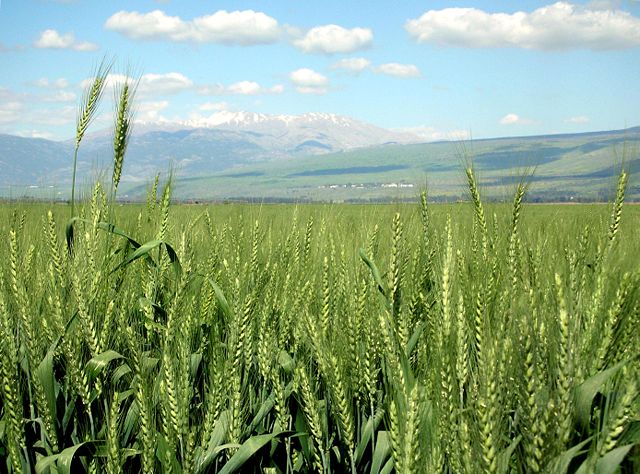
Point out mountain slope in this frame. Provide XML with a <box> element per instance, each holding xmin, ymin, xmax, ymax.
<box><xmin>0</xmin><ymin>134</ymin><xmax>73</xmax><ymax>184</ymax></box>
<box><xmin>148</xmin><ymin>125</ymin><xmax>640</xmax><ymax>202</ymax></box>
<box><xmin>180</xmin><ymin>111</ymin><xmax>419</xmax><ymax>151</ymax></box>
<box><xmin>1</xmin><ymin>118</ymin><xmax>638</xmax><ymax>201</ymax></box>
<box><xmin>0</xmin><ymin>112</ymin><xmax>420</xmax><ymax>187</ymax></box>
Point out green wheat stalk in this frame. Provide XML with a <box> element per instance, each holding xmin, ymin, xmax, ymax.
<box><xmin>71</xmin><ymin>57</ymin><xmax>111</xmax><ymax>218</ymax></box>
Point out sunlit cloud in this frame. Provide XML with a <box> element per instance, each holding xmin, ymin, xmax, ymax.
<box><xmin>293</xmin><ymin>24</ymin><xmax>373</xmax><ymax>54</ymax></box>
<box><xmin>34</xmin><ymin>29</ymin><xmax>98</xmax><ymax>51</ymax></box>
<box><xmin>288</xmin><ymin>68</ymin><xmax>329</xmax><ymax>94</ymax></box>
<box><xmin>136</xmin><ymin>100</ymin><xmax>170</xmax><ymax>122</ymax></box>
<box><xmin>406</xmin><ymin>2</ymin><xmax>640</xmax><ymax>50</ymax></box>
<box><xmin>105</xmin><ymin>9</ymin><xmax>281</xmax><ymax>45</ymax></box>
<box><xmin>81</xmin><ymin>72</ymin><xmax>193</xmax><ymax>97</ymax></box>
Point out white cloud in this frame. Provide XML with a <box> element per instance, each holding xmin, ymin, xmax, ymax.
<box><xmin>293</xmin><ymin>24</ymin><xmax>373</xmax><ymax>54</ymax></box>
<box><xmin>138</xmin><ymin>72</ymin><xmax>193</xmax><ymax>95</ymax></box>
<box><xmin>565</xmin><ymin>115</ymin><xmax>590</xmax><ymax>124</ymax></box>
<box><xmin>269</xmin><ymin>84</ymin><xmax>285</xmax><ymax>94</ymax></box>
<box><xmin>228</xmin><ymin>81</ymin><xmax>262</xmax><ymax>95</ymax></box>
<box><xmin>105</xmin><ymin>10</ymin><xmax>186</xmax><ymax>40</ymax></box>
<box><xmin>197</xmin><ymin>84</ymin><xmax>226</xmax><ymax>95</ymax></box>
<box><xmin>42</xmin><ymin>91</ymin><xmax>77</xmax><ymax>103</ymax></box>
<box><xmin>0</xmin><ymin>87</ymin><xmax>77</xmax><ymax>135</ymax></box>
<box><xmin>136</xmin><ymin>100</ymin><xmax>170</xmax><ymax>122</ymax></box>
<box><xmin>373</xmin><ymin>63</ymin><xmax>421</xmax><ymax>78</ymax></box>
<box><xmin>198</xmin><ymin>101</ymin><xmax>229</xmax><ymax>111</ymax></box>
<box><xmin>30</xmin><ymin>78</ymin><xmax>76</xmax><ymax>102</ymax></box>
<box><xmin>330</xmin><ymin>58</ymin><xmax>421</xmax><ymax>78</ymax></box>
<box><xmin>33</xmin><ymin>78</ymin><xmax>70</xmax><ymax>89</ymax></box>
<box><xmin>38</xmin><ymin>106</ymin><xmax>77</xmax><ymax>126</ymax></box>
<box><xmin>397</xmin><ymin>125</ymin><xmax>470</xmax><ymax>142</ymax></box>
<box><xmin>499</xmin><ymin>113</ymin><xmax>533</xmax><ymax>125</ymax></box>
<box><xmin>227</xmin><ymin>81</ymin><xmax>284</xmax><ymax>95</ymax></box>
<box><xmin>14</xmin><ymin>130</ymin><xmax>56</xmax><ymax>140</ymax></box>
<box><xmin>405</xmin><ymin>2</ymin><xmax>640</xmax><ymax>50</ymax></box>
<box><xmin>288</xmin><ymin>68</ymin><xmax>329</xmax><ymax>94</ymax></box>
<box><xmin>0</xmin><ymin>89</ymin><xmax>31</xmax><ymax>126</ymax></box>
<box><xmin>81</xmin><ymin>72</ymin><xmax>193</xmax><ymax>97</ymax></box>
<box><xmin>0</xmin><ymin>101</ymin><xmax>24</xmax><ymax>125</ymax></box>
<box><xmin>191</xmin><ymin>10</ymin><xmax>280</xmax><ymax>44</ymax></box>
<box><xmin>331</xmin><ymin>57</ymin><xmax>371</xmax><ymax>73</ymax></box>
<box><xmin>105</xmin><ymin>9</ymin><xmax>281</xmax><ymax>45</ymax></box>
<box><xmin>34</xmin><ymin>29</ymin><xmax>98</xmax><ymax>51</ymax></box>
<box><xmin>197</xmin><ymin>81</ymin><xmax>284</xmax><ymax>96</ymax></box>
<box><xmin>81</xmin><ymin>73</ymin><xmax>130</xmax><ymax>90</ymax></box>
<box><xmin>288</xmin><ymin>69</ymin><xmax>328</xmax><ymax>86</ymax></box>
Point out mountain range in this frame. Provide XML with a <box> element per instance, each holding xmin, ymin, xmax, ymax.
<box><xmin>0</xmin><ymin>111</ymin><xmax>638</xmax><ymax>202</ymax></box>
<box><xmin>0</xmin><ymin>112</ymin><xmax>419</xmax><ymax>187</ymax></box>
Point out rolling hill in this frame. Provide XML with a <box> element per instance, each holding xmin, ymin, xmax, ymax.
<box><xmin>130</xmin><ymin>125</ymin><xmax>640</xmax><ymax>202</ymax></box>
<box><xmin>0</xmin><ymin>112</ymin><xmax>638</xmax><ymax>202</ymax></box>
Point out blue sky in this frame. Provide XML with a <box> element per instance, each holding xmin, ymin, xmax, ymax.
<box><xmin>1</xmin><ymin>0</ymin><xmax>639</xmax><ymax>141</ymax></box>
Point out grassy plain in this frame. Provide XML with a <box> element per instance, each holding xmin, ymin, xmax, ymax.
<box><xmin>0</xmin><ymin>180</ymin><xmax>639</xmax><ymax>472</ymax></box>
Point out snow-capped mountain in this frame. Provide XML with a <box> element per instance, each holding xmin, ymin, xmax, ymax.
<box><xmin>0</xmin><ymin>112</ymin><xmax>421</xmax><ymax>185</ymax></box>
<box><xmin>138</xmin><ymin>111</ymin><xmax>420</xmax><ymax>152</ymax></box>
<box><xmin>183</xmin><ymin>111</ymin><xmax>366</xmax><ymax>129</ymax></box>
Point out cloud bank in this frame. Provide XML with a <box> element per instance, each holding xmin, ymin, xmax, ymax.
<box><xmin>293</xmin><ymin>24</ymin><xmax>373</xmax><ymax>54</ymax></box>
<box><xmin>105</xmin><ymin>9</ymin><xmax>281</xmax><ymax>45</ymax></box>
<box><xmin>405</xmin><ymin>2</ymin><xmax>640</xmax><ymax>50</ymax></box>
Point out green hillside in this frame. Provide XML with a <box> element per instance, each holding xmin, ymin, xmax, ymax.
<box><xmin>129</xmin><ymin>127</ymin><xmax>640</xmax><ymax>202</ymax></box>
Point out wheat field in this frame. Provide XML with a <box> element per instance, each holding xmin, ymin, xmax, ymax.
<box><xmin>0</xmin><ymin>172</ymin><xmax>639</xmax><ymax>472</ymax></box>
<box><xmin>0</xmin><ymin>68</ymin><xmax>638</xmax><ymax>473</ymax></box>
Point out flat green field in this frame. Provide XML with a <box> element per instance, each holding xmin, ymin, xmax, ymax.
<box><xmin>1</xmin><ymin>179</ymin><xmax>639</xmax><ymax>472</ymax></box>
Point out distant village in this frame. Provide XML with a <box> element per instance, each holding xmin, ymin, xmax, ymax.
<box><xmin>317</xmin><ymin>182</ymin><xmax>415</xmax><ymax>190</ymax></box>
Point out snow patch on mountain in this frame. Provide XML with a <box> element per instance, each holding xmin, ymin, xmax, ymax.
<box><xmin>134</xmin><ymin>111</ymin><xmax>421</xmax><ymax>152</ymax></box>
